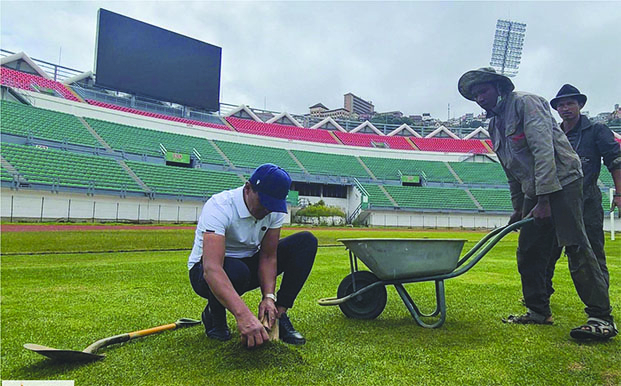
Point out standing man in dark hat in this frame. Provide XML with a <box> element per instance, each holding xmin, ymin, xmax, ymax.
<box><xmin>544</xmin><ymin>84</ymin><xmax>621</xmax><ymax>315</ymax></box>
<box><xmin>457</xmin><ymin>67</ymin><xmax>616</xmax><ymax>340</ymax></box>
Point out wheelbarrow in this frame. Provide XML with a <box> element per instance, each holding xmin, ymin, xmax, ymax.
<box><xmin>318</xmin><ymin>218</ymin><xmax>533</xmax><ymax>328</ymax></box>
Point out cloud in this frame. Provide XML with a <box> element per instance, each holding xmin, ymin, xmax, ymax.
<box><xmin>1</xmin><ymin>1</ymin><xmax>619</xmax><ymax>118</ymax></box>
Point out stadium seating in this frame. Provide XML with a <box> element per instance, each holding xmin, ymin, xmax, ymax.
<box><xmin>598</xmin><ymin>163</ymin><xmax>615</xmax><ymax>187</ymax></box>
<box><xmin>469</xmin><ymin>189</ymin><xmax>513</xmax><ymax>211</ymax></box>
<box><xmin>360</xmin><ymin>156</ymin><xmax>457</xmax><ymax>183</ymax></box>
<box><xmin>86</xmin><ymin>100</ymin><xmax>230</xmax><ymax>131</ymax></box>
<box><xmin>383</xmin><ymin>185</ymin><xmax>479</xmax><ymax>211</ymax></box>
<box><xmin>0</xmin><ymin>142</ymin><xmax>143</xmax><ymax>192</ymax></box>
<box><xmin>291</xmin><ymin>150</ymin><xmax>371</xmax><ymax>179</ymax></box>
<box><xmin>226</xmin><ymin>117</ymin><xmax>339</xmax><ymax>144</ymax></box>
<box><xmin>1</xmin><ymin>166</ymin><xmax>15</xmax><ymax>182</ymax></box>
<box><xmin>126</xmin><ymin>160</ymin><xmax>242</xmax><ymax>197</ymax></box>
<box><xmin>448</xmin><ymin>162</ymin><xmax>508</xmax><ymax>185</ymax></box>
<box><xmin>84</xmin><ymin>117</ymin><xmax>225</xmax><ymax>164</ymax></box>
<box><xmin>361</xmin><ymin>184</ymin><xmax>394</xmax><ymax>207</ymax></box>
<box><xmin>411</xmin><ymin>137</ymin><xmax>490</xmax><ymax>154</ymax></box>
<box><xmin>1</xmin><ymin>100</ymin><xmax>101</xmax><ymax>147</ymax></box>
<box><xmin>334</xmin><ymin>131</ymin><xmax>414</xmax><ymax>150</ymax></box>
<box><xmin>213</xmin><ymin>140</ymin><xmax>303</xmax><ymax>173</ymax></box>
<box><xmin>0</xmin><ymin>67</ymin><xmax>80</xmax><ymax>101</ymax></box>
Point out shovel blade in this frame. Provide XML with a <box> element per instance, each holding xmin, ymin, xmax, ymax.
<box><xmin>24</xmin><ymin>343</ymin><xmax>104</xmax><ymax>362</ymax></box>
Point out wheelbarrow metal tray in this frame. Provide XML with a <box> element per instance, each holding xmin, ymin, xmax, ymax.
<box><xmin>338</xmin><ymin>238</ymin><xmax>467</xmax><ymax>280</ymax></box>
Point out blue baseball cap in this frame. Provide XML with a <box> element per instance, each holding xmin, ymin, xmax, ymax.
<box><xmin>248</xmin><ymin>164</ymin><xmax>291</xmax><ymax>213</ymax></box>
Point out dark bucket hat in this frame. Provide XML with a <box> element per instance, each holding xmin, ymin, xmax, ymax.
<box><xmin>550</xmin><ymin>84</ymin><xmax>587</xmax><ymax>110</ymax></box>
<box><xmin>458</xmin><ymin>67</ymin><xmax>515</xmax><ymax>101</ymax></box>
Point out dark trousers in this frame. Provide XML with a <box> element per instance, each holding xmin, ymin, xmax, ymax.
<box><xmin>189</xmin><ymin>231</ymin><xmax>317</xmax><ymax>320</ymax></box>
<box><xmin>545</xmin><ymin>185</ymin><xmax>609</xmax><ymax>297</ymax></box>
<box><xmin>517</xmin><ymin>178</ymin><xmax>611</xmax><ymax>320</ymax></box>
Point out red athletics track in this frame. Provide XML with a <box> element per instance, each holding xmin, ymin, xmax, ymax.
<box><xmin>0</xmin><ymin>224</ymin><xmax>195</xmax><ymax>232</ymax></box>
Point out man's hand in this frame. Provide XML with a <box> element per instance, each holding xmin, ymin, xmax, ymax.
<box><xmin>529</xmin><ymin>195</ymin><xmax>552</xmax><ymax>221</ymax></box>
<box><xmin>258</xmin><ymin>297</ymin><xmax>278</xmax><ymax>330</ymax></box>
<box><xmin>611</xmin><ymin>195</ymin><xmax>621</xmax><ymax>215</ymax></box>
<box><xmin>236</xmin><ymin>312</ymin><xmax>269</xmax><ymax>349</ymax></box>
<box><xmin>508</xmin><ymin>210</ymin><xmax>523</xmax><ymax>225</ymax></box>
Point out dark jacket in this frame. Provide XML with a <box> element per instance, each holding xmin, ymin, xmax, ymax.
<box><xmin>488</xmin><ymin>91</ymin><xmax>583</xmax><ymax>210</ymax></box>
<box><xmin>562</xmin><ymin>115</ymin><xmax>621</xmax><ymax>192</ymax></box>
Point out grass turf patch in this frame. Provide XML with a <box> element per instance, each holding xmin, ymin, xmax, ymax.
<box><xmin>1</xmin><ymin>227</ymin><xmax>619</xmax><ymax>385</ymax></box>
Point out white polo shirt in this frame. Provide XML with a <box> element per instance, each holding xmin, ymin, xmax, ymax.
<box><xmin>187</xmin><ymin>186</ymin><xmax>286</xmax><ymax>269</ymax></box>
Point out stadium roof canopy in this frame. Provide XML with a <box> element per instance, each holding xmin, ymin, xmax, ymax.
<box><xmin>0</xmin><ymin>52</ymin><xmax>49</xmax><ymax>79</ymax></box>
<box><xmin>387</xmin><ymin>124</ymin><xmax>423</xmax><ymax>138</ymax></box>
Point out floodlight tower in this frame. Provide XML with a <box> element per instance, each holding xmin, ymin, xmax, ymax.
<box><xmin>490</xmin><ymin>19</ymin><xmax>526</xmax><ymax>77</ymax></box>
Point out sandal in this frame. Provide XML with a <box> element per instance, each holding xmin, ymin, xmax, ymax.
<box><xmin>502</xmin><ymin>312</ymin><xmax>553</xmax><ymax>325</ymax></box>
<box><xmin>570</xmin><ymin>318</ymin><xmax>618</xmax><ymax>341</ymax></box>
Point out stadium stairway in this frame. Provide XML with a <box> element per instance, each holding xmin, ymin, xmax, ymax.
<box><xmin>0</xmin><ymin>155</ymin><xmax>27</xmax><ymax>185</ymax></box>
<box><xmin>328</xmin><ymin>131</ymin><xmax>344</xmax><ymax>145</ymax></box>
<box><xmin>464</xmin><ymin>188</ymin><xmax>484</xmax><ymax>210</ymax></box>
<box><xmin>287</xmin><ymin>149</ymin><xmax>310</xmax><ymax>175</ymax></box>
<box><xmin>77</xmin><ymin>117</ymin><xmax>114</xmax><ymax>152</ymax></box>
<box><xmin>117</xmin><ymin>160</ymin><xmax>153</xmax><ymax>194</ymax></box>
<box><xmin>357</xmin><ymin>157</ymin><xmax>378</xmax><ymax>180</ymax></box>
<box><xmin>378</xmin><ymin>185</ymin><xmax>399</xmax><ymax>207</ymax></box>
<box><xmin>445</xmin><ymin>162</ymin><xmax>464</xmax><ymax>184</ymax></box>
<box><xmin>207</xmin><ymin>139</ymin><xmax>236</xmax><ymax>169</ymax></box>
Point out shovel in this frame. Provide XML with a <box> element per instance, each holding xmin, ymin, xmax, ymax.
<box><xmin>24</xmin><ymin>318</ymin><xmax>200</xmax><ymax>363</ymax></box>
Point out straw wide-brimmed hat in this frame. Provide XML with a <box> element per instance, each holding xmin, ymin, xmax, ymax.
<box><xmin>550</xmin><ymin>84</ymin><xmax>587</xmax><ymax>110</ymax></box>
<box><xmin>458</xmin><ymin>67</ymin><xmax>515</xmax><ymax>101</ymax></box>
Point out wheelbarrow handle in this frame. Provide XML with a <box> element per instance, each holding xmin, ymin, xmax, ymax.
<box><xmin>455</xmin><ymin>217</ymin><xmax>532</xmax><ymax>269</ymax></box>
<box><xmin>449</xmin><ymin>217</ymin><xmax>533</xmax><ymax>278</ymax></box>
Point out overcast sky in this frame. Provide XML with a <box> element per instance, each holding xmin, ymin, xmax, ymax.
<box><xmin>1</xmin><ymin>1</ymin><xmax>619</xmax><ymax>120</ymax></box>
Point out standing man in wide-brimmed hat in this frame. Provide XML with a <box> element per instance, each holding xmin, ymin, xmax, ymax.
<box><xmin>544</xmin><ymin>84</ymin><xmax>621</xmax><ymax>328</ymax></box>
<box><xmin>457</xmin><ymin>67</ymin><xmax>617</xmax><ymax>340</ymax></box>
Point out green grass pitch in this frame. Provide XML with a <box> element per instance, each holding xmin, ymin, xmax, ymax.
<box><xmin>1</xmin><ymin>226</ymin><xmax>620</xmax><ymax>385</ymax></box>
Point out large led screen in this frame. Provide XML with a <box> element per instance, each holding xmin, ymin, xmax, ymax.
<box><xmin>95</xmin><ymin>9</ymin><xmax>221</xmax><ymax>111</ymax></box>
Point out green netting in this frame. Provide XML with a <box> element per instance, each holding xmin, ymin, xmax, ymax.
<box><xmin>214</xmin><ymin>140</ymin><xmax>302</xmax><ymax>173</ymax></box>
<box><xmin>126</xmin><ymin>161</ymin><xmax>243</xmax><ymax>197</ymax></box>
<box><xmin>292</xmin><ymin>150</ymin><xmax>370</xmax><ymax>178</ymax></box>
<box><xmin>0</xmin><ymin>100</ymin><xmax>100</xmax><ymax>147</ymax></box>
<box><xmin>360</xmin><ymin>156</ymin><xmax>456</xmax><ymax>183</ymax></box>
<box><xmin>0</xmin><ymin>142</ymin><xmax>143</xmax><ymax>191</ymax></box>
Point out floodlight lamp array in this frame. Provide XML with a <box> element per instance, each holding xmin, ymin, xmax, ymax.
<box><xmin>489</xmin><ymin>19</ymin><xmax>527</xmax><ymax>77</ymax></box>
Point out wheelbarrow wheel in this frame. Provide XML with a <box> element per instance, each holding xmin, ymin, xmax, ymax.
<box><xmin>337</xmin><ymin>271</ymin><xmax>387</xmax><ymax>319</ymax></box>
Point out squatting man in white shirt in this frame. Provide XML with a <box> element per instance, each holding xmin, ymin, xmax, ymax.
<box><xmin>188</xmin><ymin>163</ymin><xmax>317</xmax><ymax>348</ymax></box>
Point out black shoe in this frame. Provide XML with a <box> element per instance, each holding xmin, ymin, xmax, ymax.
<box><xmin>279</xmin><ymin>313</ymin><xmax>305</xmax><ymax>345</ymax></box>
<box><xmin>202</xmin><ymin>307</ymin><xmax>231</xmax><ymax>341</ymax></box>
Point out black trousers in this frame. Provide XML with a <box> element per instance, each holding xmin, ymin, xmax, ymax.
<box><xmin>517</xmin><ymin>178</ymin><xmax>612</xmax><ymax>320</ymax></box>
<box><xmin>545</xmin><ymin>184</ymin><xmax>609</xmax><ymax>297</ymax></box>
<box><xmin>189</xmin><ymin>231</ymin><xmax>317</xmax><ymax>320</ymax></box>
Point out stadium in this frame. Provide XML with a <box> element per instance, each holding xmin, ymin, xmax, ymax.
<box><xmin>2</xmin><ymin>53</ymin><xmax>619</xmax><ymax>227</ymax></box>
<box><xmin>1</xmin><ymin>5</ymin><xmax>620</xmax><ymax>386</ymax></box>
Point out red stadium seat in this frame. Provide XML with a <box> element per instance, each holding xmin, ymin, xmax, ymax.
<box><xmin>412</xmin><ymin>137</ymin><xmax>490</xmax><ymax>154</ymax></box>
<box><xmin>85</xmin><ymin>99</ymin><xmax>230</xmax><ymax>131</ymax></box>
<box><xmin>226</xmin><ymin>116</ymin><xmax>339</xmax><ymax>144</ymax></box>
<box><xmin>0</xmin><ymin>67</ymin><xmax>79</xmax><ymax>102</ymax></box>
